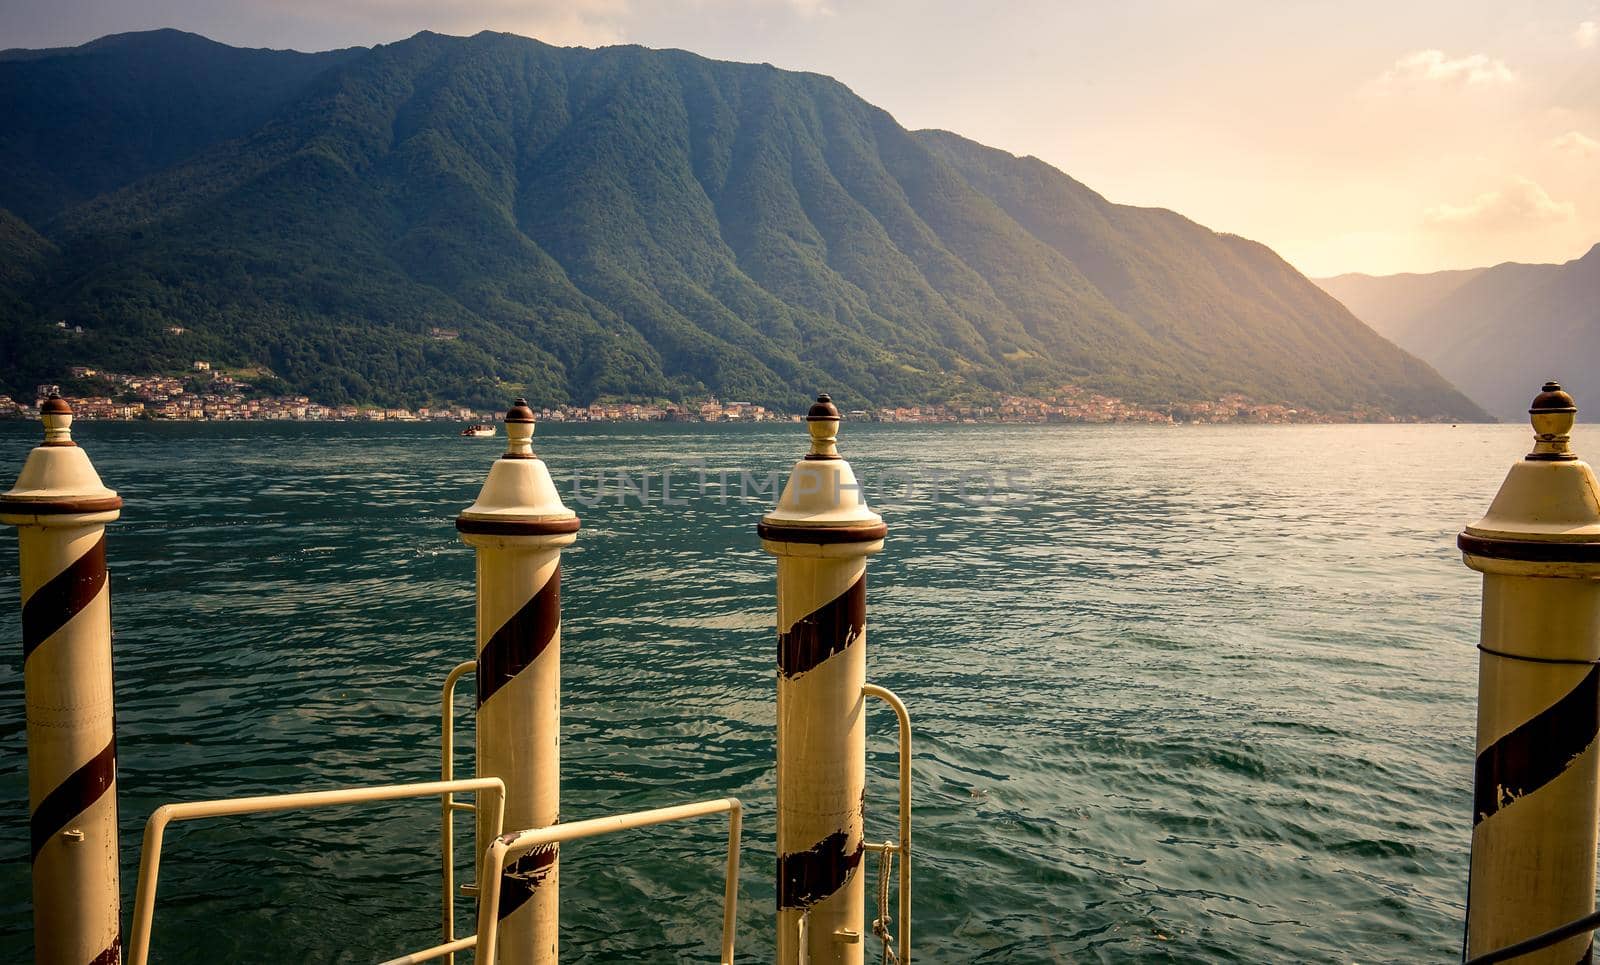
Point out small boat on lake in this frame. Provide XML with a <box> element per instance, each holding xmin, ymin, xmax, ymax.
<box><xmin>460</xmin><ymin>424</ymin><xmax>495</xmax><ymax>437</ymax></box>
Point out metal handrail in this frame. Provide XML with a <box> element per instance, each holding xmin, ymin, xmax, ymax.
<box><xmin>438</xmin><ymin>658</ymin><xmax>477</xmax><ymax>964</ymax></box>
<box><xmin>475</xmin><ymin>797</ymin><xmax>744</xmax><ymax>965</ymax></box>
<box><xmin>863</xmin><ymin>683</ymin><xmax>912</xmax><ymax>965</ymax></box>
<box><xmin>1464</xmin><ymin>909</ymin><xmax>1600</xmax><ymax>964</ymax></box>
<box><xmin>125</xmin><ymin>776</ymin><xmax>507</xmax><ymax>965</ymax></box>
<box><xmin>378</xmin><ymin>935</ymin><xmax>477</xmax><ymax>965</ymax></box>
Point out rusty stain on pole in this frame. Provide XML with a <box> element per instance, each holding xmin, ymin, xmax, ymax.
<box><xmin>1</xmin><ymin>395</ymin><xmax>125</xmax><ymax>965</ymax></box>
<box><xmin>759</xmin><ymin>394</ymin><xmax>888</xmax><ymax>965</ymax></box>
<box><xmin>456</xmin><ymin>398</ymin><xmax>577</xmax><ymax>964</ymax></box>
<box><xmin>1459</xmin><ymin>381</ymin><xmax>1600</xmax><ymax>963</ymax></box>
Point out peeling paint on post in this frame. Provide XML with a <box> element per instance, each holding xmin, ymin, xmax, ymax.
<box><xmin>759</xmin><ymin>395</ymin><xmax>887</xmax><ymax>965</ymax></box>
<box><xmin>457</xmin><ymin>399</ymin><xmax>578</xmax><ymax>965</ymax></box>
<box><xmin>1</xmin><ymin>396</ymin><xmax>125</xmax><ymax>965</ymax></box>
<box><xmin>1459</xmin><ymin>381</ymin><xmax>1600</xmax><ymax>963</ymax></box>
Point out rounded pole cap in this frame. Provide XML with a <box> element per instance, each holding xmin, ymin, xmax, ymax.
<box><xmin>1531</xmin><ymin>380</ymin><xmax>1578</xmax><ymax>414</ymax></box>
<box><xmin>1</xmin><ymin>394</ymin><xmax>122</xmax><ymax>520</ymax></box>
<box><xmin>1461</xmin><ymin>379</ymin><xmax>1600</xmax><ymax>566</ymax></box>
<box><xmin>806</xmin><ymin>393</ymin><xmax>841</xmax><ymax>422</ymax></box>
<box><xmin>505</xmin><ymin>398</ymin><xmax>536</xmax><ymax>423</ymax></box>
<box><xmin>457</xmin><ymin>398</ymin><xmax>577</xmax><ymax>537</ymax></box>
<box><xmin>760</xmin><ymin>392</ymin><xmax>885</xmax><ymax>546</ymax></box>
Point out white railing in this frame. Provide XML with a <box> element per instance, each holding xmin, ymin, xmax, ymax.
<box><xmin>125</xmin><ymin>777</ymin><xmax>508</xmax><ymax>965</ymax></box>
<box><xmin>864</xmin><ymin>683</ymin><xmax>912</xmax><ymax>965</ymax></box>
<box><xmin>391</xmin><ymin>796</ymin><xmax>745</xmax><ymax>965</ymax></box>
<box><xmin>438</xmin><ymin>658</ymin><xmax>478</xmax><ymax>963</ymax></box>
<box><xmin>432</xmin><ymin>658</ymin><xmax>743</xmax><ymax>964</ymax></box>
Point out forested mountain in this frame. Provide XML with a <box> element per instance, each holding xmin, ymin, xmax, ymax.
<box><xmin>1317</xmin><ymin>246</ymin><xmax>1600</xmax><ymax>420</ymax></box>
<box><xmin>0</xmin><ymin>29</ymin><xmax>1482</xmax><ymax>418</ymax></box>
<box><xmin>0</xmin><ymin>29</ymin><xmax>364</xmax><ymax>226</ymax></box>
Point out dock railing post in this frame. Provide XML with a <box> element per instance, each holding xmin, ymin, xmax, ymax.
<box><xmin>456</xmin><ymin>399</ymin><xmax>579</xmax><ymax>964</ymax></box>
<box><xmin>1459</xmin><ymin>381</ymin><xmax>1600</xmax><ymax>963</ymax></box>
<box><xmin>1</xmin><ymin>395</ymin><xmax>126</xmax><ymax>965</ymax></box>
<box><xmin>759</xmin><ymin>394</ymin><xmax>888</xmax><ymax>965</ymax></box>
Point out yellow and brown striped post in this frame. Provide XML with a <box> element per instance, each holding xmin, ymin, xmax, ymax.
<box><xmin>759</xmin><ymin>394</ymin><xmax>887</xmax><ymax>965</ymax></box>
<box><xmin>1</xmin><ymin>395</ymin><xmax>124</xmax><ymax>965</ymax></box>
<box><xmin>1459</xmin><ymin>381</ymin><xmax>1600</xmax><ymax>963</ymax></box>
<box><xmin>456</xmin><ymin>398</ymin><xmax>577</xmax><ymax>965</ymax></box>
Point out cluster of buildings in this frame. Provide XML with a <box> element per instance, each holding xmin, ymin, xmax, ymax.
<box><xmin>2</xmin><ymin>367</ymin><xmax>485</xmax><ymax>423</ymax></box>
<box><xmin>535</xmin><ymin>399</ymin><xmax>777</xmax><ymax>422</ymax></box>
<box><xmin>0</xmin><ymin>365</ymin><xmax>1409</xmax><ymax>425</ymax></box>
<box><xmin>870</xmin><ymin>388</ymin><xmax>1407</xmax><ymax>425</ymax></box>
<box><xmin>870</xmin><ymin>387</ymin><xmax>1173</xmax><ymax>424</ymax></box>
<box><xmin>0</xmin><ymin>389</ymin><xmax>484</xmax><ymax>423</ymax></box>
<box><xmin>1164</xmin><ymin>394</ymin><xmax>1402</xmax><ymax>424</ymax></box>
<box><xmin>0</xmin><ymin>367</ymin><xmax>788</xmax><ymax>424</ymax></box>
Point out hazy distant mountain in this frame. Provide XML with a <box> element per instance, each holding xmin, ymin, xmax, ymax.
<box><xmin>1317</xmin><ymin>246</ymin><xmax>1600</xmax><ymax>420</ymax></box>
<box><xmin>0</xmin><ymin>29</ymin><xmax>1482</xmax><ymax>418</ymax></box>
<box><xmin>1313</xmin><ymin>268</ymin><xmax>1488</xmax><ymax>345</ymax></box>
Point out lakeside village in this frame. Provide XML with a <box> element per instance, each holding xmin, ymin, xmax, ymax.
<box><xmin>0</xmin><ymin>364</ymin><xmax>1405</xmax><ymax>426</ymax></box>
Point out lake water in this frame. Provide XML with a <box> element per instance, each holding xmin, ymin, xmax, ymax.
<box><xmin>0</xmin><ymin>419</ymin><xmax>1536</xmax><ymax>962</ymax></box>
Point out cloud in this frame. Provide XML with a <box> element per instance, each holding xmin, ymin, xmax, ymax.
<box><xmin>1423</xmin><ymin>177</ymin><xmax>1577</xmax><ymax>232</ymax></box>
<box><xmin>1380</xmin><ymin>49</ymin><xmax>1516</xmax><ymax>87</ymax></box>
<box><xmin>1579</xmin><ymin>21</ymin><xmax>1599</xmax><ymax>49</ymax></box>
<box><xmin>782</xmin><ymin>0</ymin><xmax>836</xmax><ymax>17</ymax></box>
<box><xmin>1553</xmin><ymin>130</ymin><xmax>1600</xmax><ymax>157</ymax></box>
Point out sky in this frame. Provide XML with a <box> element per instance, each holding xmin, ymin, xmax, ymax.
<box><xmin>3</xmin><ymin>0</ymin><xmax>1598</xmax><ymax>277</ymax></box>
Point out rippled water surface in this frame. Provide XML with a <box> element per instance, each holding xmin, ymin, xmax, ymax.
<box><xmin>0</xmin><ymin>420</ymin><xmax>1531</xmax><ymax>962</ymax></box>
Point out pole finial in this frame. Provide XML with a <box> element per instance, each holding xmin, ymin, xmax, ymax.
<box><xmin>40</xmin><ymin>393</ymin><xmax>74</xmax><ymax>447</ymax></box>
<box><xmin>504</xmin><ymin>398</ymin><xmax>536</xmax><ymax>458</ymax></box>
<box><xmin>806</xmin><ymin>393</ymin><xmax>841</xmax><ymax>459</ymax></box>
<box><xmin>3</xmin><ymin>392</ymin><xmax>121</xmax><ymax>520</ymax></box>
<box><xmin>1529</xmin><ymin>380</ymin><xmax>1578</xmax><ymax>461</ymax></box>
<box><xmin>458</xmin><ymin>395</ymin><xmax>576</xmax><ymax>537</ymax></box>
<box><xmin>760</xmin><ymin>391</ymin><xmax>883</xmax><ymax>540</ymax></box>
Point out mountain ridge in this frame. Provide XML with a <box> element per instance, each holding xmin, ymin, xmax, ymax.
<box><xmin>0</xmin><ymin>29</ymin><xmax>1484</xmax><ymax>420</ymax></box>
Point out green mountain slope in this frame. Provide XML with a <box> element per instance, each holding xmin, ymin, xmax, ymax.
<box><xmin>0</xmin><ymin>29</ymin><xmax>1483</xmax><ymax>419</ymax></box>
<box><xmin>920</xmin><ymin>131</ymin><xmax>1463</xmax><ymax>417</ymax></box>
<box><xmin>1316</xmin><ymin>248</ymin><xmax>1600</xmax><ymax>420</ymax></box>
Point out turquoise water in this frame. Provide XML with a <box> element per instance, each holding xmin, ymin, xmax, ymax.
<box><xmin>0</xmin><ymin>420</ymin><xmax>1529</xmax><ymax>962</ymax></box>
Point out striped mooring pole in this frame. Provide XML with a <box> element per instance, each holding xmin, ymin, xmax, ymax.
<box><xmin>1</xmin><ymin>396</ymin><xmax>124</xmax><ymax>965</ymax></box>
<box><xmin>759</xmin><ymin>394</ymin><xmax>888</xmax><ymax>965</ymax></box>
<box><xmin>456</xmin><ymin>399</ymin><xmax>579</xmax><ymax>964</ymax></box>
<box><xmin>1460</xmin><ymin>381</ymin><xmax>1600</xmax><ymax>962</ymax></box>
